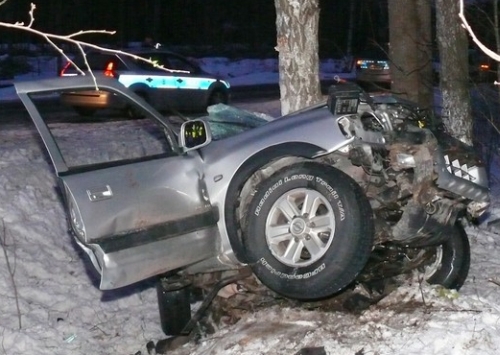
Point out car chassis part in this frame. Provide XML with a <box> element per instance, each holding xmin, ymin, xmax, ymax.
<box><xmin>156</xmin><ymin>267</ymin><xmax>253</xmax><ymax>338</ymax></box>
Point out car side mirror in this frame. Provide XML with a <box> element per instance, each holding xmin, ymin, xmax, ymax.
<box><xmin>180</xmin><ymin>119</ymin><xmax>212</xmax><ymax>152</ymax></box>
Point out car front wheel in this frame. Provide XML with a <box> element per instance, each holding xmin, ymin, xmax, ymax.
<box><xmin>208</xmin><ymin>90</ymin><xmax>228</xmax><ymax>106</ymax></box>
<box><xmin>126</xmin><ymin>91</ymin><xmax>149</xmax><ymax>119</ymax></box>
<box><xmin>242</xmin><ymin>162</ymin><xmax>375</xmax><ymax>300</ymax></box>
<box><xmin>416</xmin><ymin>223</ymin><xmax>470</xmax><ymax>290</ymax></box>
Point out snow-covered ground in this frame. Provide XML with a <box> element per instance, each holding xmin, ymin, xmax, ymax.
<box><xmin>1</xmin><ymin>56</ymin><xmax>500</xmax><ymax>355</ymax></box>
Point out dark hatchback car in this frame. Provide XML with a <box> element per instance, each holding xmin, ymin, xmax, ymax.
<box><xmin>354</xmin><ymin>44</ymin><xmax>391</xmax><ymax>86</ymax></box>
<box><xmin>60</xmin><ymin>48</ymin><xmax>230</xmax><ymax>115</ymax></box>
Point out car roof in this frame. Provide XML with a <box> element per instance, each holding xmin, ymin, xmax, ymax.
<box><xmin>83</xmin><ymin>47</ymin><xmax>193</xmax><ymax>61</ymax></box>
<box><xmin>125</xmin><ymin>48</ymin><xmax>181</xmax><ymax>56</ymax></box>
<box><xmin>14</xmin><ymin>75</ymin><xmax>170</xmax><ymax>123</ymax></box>
<box><xmin>15</xmin><ymin>75</ymin><xmax>128</xmax><ymax>94</ymax></box>
<box><xmin>355</xmin><ymin>44</ymin><xmax>389</xmax><ymax>60</ymax></box>
<box><xmin>66</xmin><ymin>48</ymin><xmax>207</xmax><ymax>75</ymax></box>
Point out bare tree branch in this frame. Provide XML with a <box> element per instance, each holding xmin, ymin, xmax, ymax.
<box><xmin>0</xmin><ymin>2</ymin><xmax>188</xmax><ymax>89</ymax></box>
<box><xmin>488</xmin><ymin>278</ymin><xmax>500</xmax><ymax>287</ymax></box>
<box><xmin>0</xmin><ymin>219</ymin><xmax>21</xmax><ymax>330</ymax></box>
<box><xmin>459</xmin><ymin>0</ymin><xmax>500</xmax><ymax>85</ymax></box>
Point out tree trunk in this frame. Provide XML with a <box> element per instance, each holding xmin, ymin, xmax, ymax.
<box><xmin>416</xmin><ymin>0</ymin><xmax>433</xmax><ymax>110</ymax></box>
<box><xmin>388</xmin><ymin>0</ymin><xmax>433</xmax><ymax>110</ymax></box>
<box><xmin>274</xmin><ymin>0</ymin><xmax>322</xmax><ymax>115</ymax></box>
<box><xmin>388</xmin><ymin>0</ymin><xmax>420</xmax><ymax>103</ymax></box>
<box><xmin>436</xmin><ymin>0</ymin><xmax>472</xmax><ymax>145</ymax></box>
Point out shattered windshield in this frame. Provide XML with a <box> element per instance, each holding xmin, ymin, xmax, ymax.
<box><xmin>201</xmin><ymin>104</ymin><xmax>273</xmax><ymax>140</ymax></box>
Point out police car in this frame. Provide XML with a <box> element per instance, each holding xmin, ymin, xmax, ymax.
<box><xmin>59</xmin><ymin>48</ymin><xmax>230</xmax><ymax>116</ymax></box>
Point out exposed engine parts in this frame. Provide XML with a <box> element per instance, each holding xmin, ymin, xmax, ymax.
<box><xmin>330</xmin><ymin>85</ymin><xmax>489</xmax><ymax>247</ymax></box>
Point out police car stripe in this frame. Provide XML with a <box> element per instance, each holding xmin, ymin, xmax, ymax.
<box><xmin>118</xmin><ymin>75</ymin><xmax>230</xmax><ymax>90</ymax></box>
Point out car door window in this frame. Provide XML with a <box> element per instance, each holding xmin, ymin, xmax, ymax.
<box><xmin>166</xmin><ymin>55</ymin><xmax>199</xmax><ymax>73</ymax></box>
<box><xmin>72</xmin><ymin>53</ymin><xmax>126</xmax><ymax>72</ymax></box>
<box><xmin>133</xmin><ymin>53</ymin><xmax>172</xmax><ymax>72</ymax></box>
<box><xmin>28</xmin><ymin>88</ymin><xmax>175</xmax><ymax>171</ymax></box>
<box><xmin>133</xmin><ymin>52</ymin><xmax>199</xmax><ymax>74</ymax></box>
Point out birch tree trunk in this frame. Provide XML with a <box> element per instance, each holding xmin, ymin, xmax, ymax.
<box><xmin>274</xmin><ymin>0</ymin><xmax>322</xmax><ymax>115</ymax></box>
<box><xmin>436</xmin><ymin>0</ymin><xmax>473</xmax><ymax>145</ymax></box>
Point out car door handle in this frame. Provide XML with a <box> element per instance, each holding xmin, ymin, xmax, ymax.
<box><xmin>87</xmin><ymin>185</ymin><xmax>113</xmax><ymax>202</ymax></box>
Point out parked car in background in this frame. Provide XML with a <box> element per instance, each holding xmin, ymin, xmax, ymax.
<box><xmin>59</xmin><ymin>48</ymin><xmax>230</xmax><ymax>116</ymax></box>
<box><xmin>470</xmin><ymin>52</ymin><xmax>497</xmax><ymax>83</ymax></box>
<box><xmin>356</xmin><ymin>45</ymin><xmax>496</xmax><ymax>87</ymax></box>
<box><xmin>355</xmin><ymin>57</ymin><xmax>391</xmax><ymax>85</ymax></box>
<box><xmin>354</xmin><ymin>45</ymin><xmax>391</xmax><ymax>86</ymax></box>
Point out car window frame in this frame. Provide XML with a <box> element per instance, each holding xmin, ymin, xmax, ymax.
<box><xmin>15</xmin><ymin>77</ymin><xmax>183</xmax><ymax>174</ymax></box>
<box><xmin>130</xmin><ymin>51</ymin><xmax>202</xmax><ymax>74</ymax></box>
<box><xmin>71</xmin><ymin>52</ymin><xmax>127</xmax><ymax>72</ymax></box>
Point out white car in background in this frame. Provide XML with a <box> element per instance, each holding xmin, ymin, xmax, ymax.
<box><xmin>59</xmin><ymin>48</ymin><xmax>230</xmax><ymax>116</ymax></box>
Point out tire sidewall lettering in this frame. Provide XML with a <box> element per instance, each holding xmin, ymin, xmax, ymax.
<box><xmin>258</xmin><ymin>257</ymin><xmax>326</xmax><ymax>279</ymax></box>
<box><xmin>254</xmin><ymin>173</ymin><xmax>346</xmax><ymax>222</ymax></box>
<box><xmin>254</xmin><ymin>179</ymin><xmax>283</xmax><ymax>216</ymax></box>
<box><xmin>252</xmin><ymin>171</ymin><xmax>346</xmax><ymax>277</ymax></box>
<box><xmin>243</xmin><ymin>163</ymin><xmax>375</xmax><ymax>299</ymax></box>
<box><xmin>316</xmin><ymin>176</ymin><xmax>346</xmax><ymax>221</ymax></box>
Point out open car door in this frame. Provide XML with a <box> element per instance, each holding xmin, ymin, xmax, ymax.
<box><xmin>15</xmin><ymin>77</ymin><xmax>219</xmax><ymax>290</ymax></box>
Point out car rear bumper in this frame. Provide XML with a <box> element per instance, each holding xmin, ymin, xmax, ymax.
<box><xmin>356</xmin><ymin>70</ymin><xmax>391</xmax><ymax>84</ymax></box>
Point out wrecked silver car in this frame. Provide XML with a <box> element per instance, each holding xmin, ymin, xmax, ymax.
<box><xmin>15</xmin><ymin>76</ymin><xmax>489</xmax><ymax>335</ymax></box>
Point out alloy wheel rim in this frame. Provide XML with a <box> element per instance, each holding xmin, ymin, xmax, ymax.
<box><xmin>265</xmin><ymin>188</ymin><xmax>336</xmax><ymax>267</ymax></box>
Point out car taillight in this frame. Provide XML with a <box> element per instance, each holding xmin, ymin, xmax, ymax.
<box><xmin>479</xmin><ymin>64</ymin><xmax>490</xmax><ymax>71</ymax></box>
<box><xmin>59</xmin><ymin>62</ymin><xmax>72</xmax><ymax>76</ymax></box>
<box><xmin>104</xmin><ymin>62</ymin><xmax>117</xmax><ymax>78</ymax></box>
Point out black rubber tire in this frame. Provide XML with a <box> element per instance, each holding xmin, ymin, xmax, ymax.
<box><xmin>208</xmin><ymin>89</ymin><xmax>228</xmax><ymax>106</ymax></box>
<box><xmin>425</xmin><ymin>223</ymin><xmax>470</xmax><ymax>290</ymax></box>
<box><xmin>73</xmin><ymin>106</ymin><xmax>96</xmax><ymax>117</ymax></box>
<box><xmin>243</xmin><ymin>162</ymin><xmax>375</xmax><ymax>300</ymax></box>
<box><xmin>156</xmin><ymin>279</ymin><xmax>191</xmax><ymax>336</ymax></box>
<box><xmin>126</xmin><ymin>91</ymin><xmax>148</xmax><ymax>119</ymax></box>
